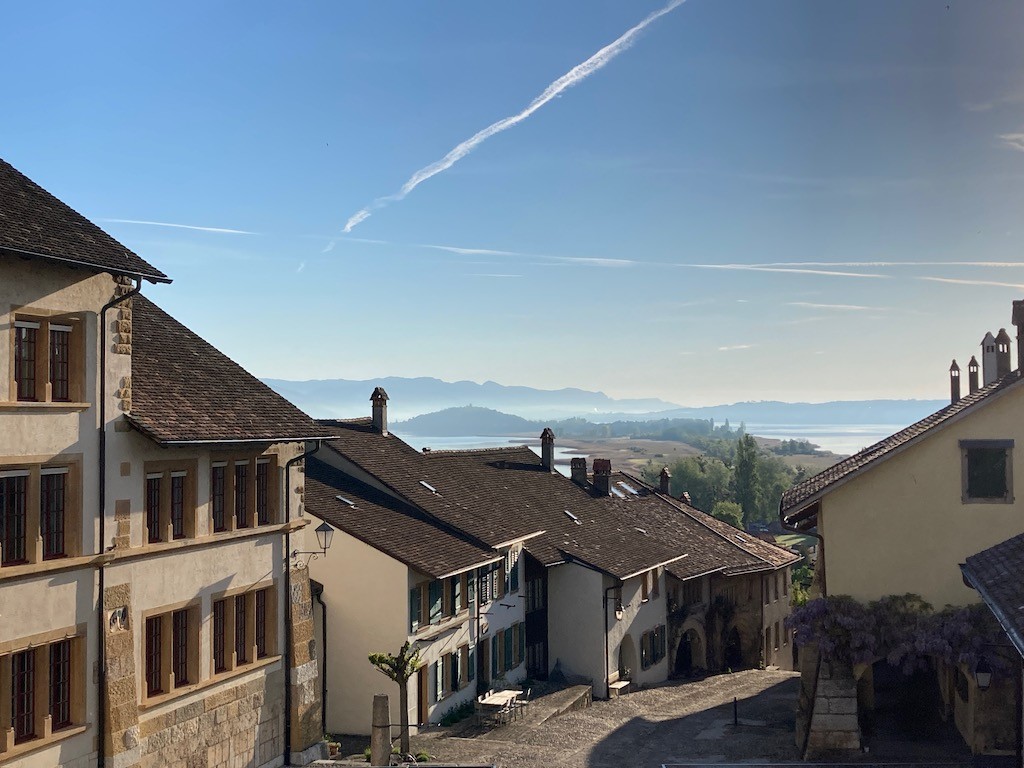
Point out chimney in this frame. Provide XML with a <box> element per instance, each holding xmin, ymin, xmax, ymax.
<box><xmin>996</xmin><ymin>328</ymin><xmax>1012</xmax><ymax>379</ymax></box>
<box><xmin>982</xmin><ymin>332</ymin><xmax>998</xmax><ymax>385</ymax></box>
<box><xmin>570</xmin><ymin>457</ymin><xmax>588</xmax><ymax>486</ymax></box>
<box><xmin>370</xmin><ymin>387</ymin><xmax>389</xmax><ymax>435</ymax></box>
<box><xmin>540</xmin><ymin>428</ymin><xmax>555</xmax><ymax>472</ymax></box>
<box><xmin>658</xmin><ymin>467</ymin><xmax>671</xmax><ymax>495</ymax></box>
<box><xmin>593</xmin><ymin>459</ymin><xmax>612</xmax><ymax>496</ymax></box>
<box><xmin>968</xmin><ymin>356</ymin><xmax>980</xmax><ymax>393</ymax></box>
<box><xmin>949</xmin><ymin>360</ymin><xmax>961</xmax><ymax>404</ymax></box>
<box><xmin>680</xmin><ymin>491</ymin><xmax>692</xmax><ymax>506</ymax></box>
<box><xmin>1013</xmin><ymin>300</ymin><xmax>1024</xmax><ymax>373</ymax></box>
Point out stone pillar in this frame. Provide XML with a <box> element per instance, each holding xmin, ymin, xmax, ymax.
<box><xmin>370</xmin><ymin>694</ymin><xmax>391</xmax><ymax>766</ymax></box>
<box><xmin>804</xmin><ymin>659</ymin><xmax>861</xmax><ymax>756</ymax></box>
<box><xmin>289</xmin><ymin>565</ymin><xmax>325</xmax><ymax>760</ymax></box>
<box><xmin>103</xmin><ymin>583</ymin><xmax>141</xmax><ymax>768</ymax></box>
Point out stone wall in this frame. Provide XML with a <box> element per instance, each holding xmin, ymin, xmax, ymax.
<box><xmin>104</xmin><ymin>583</ymin><xmax>141</xmax><ymax>768</ymax></box>
<box><xmin>136</xmin><ymin>671</ymin><xmax>284</xmax><ymax>768</ymax></box>
<box><xmin>804</xmin><ymin>661</ymin><xmax>861</xmax><ymax>756</ymax></box>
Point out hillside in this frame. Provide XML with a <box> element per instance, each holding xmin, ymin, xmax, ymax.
<box><xmin>396</xmin><ymin>406</ymin><xmax>536</xmax><ymax>436</ymax></box>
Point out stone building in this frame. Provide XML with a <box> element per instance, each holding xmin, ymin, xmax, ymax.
<box><xmin>0</xmin><ymin>158</ymin><xmax>331</xmax><ymax>767</ymax></box>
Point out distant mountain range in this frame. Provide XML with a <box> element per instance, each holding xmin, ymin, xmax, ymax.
<box><xmin>262</xmin><ymin>375</ymin><xmax>945</xmax><ymax>427</ymax></box>
<box><xmin>261</xmin><ymin>376</ymin><xmax>680</xmax><ymax>421</ymax></box>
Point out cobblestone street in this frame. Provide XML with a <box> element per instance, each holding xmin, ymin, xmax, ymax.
<box><xmin>407</xmin><ymin>670</ymin><xmax>800</xmax><ymax>768</ymax></box>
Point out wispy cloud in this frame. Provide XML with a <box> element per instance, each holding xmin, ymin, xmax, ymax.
<box><xmin>999</xmin><ymin>133</ymin><xmax>1024</xmax><ymax>153</ymax></box>
<box><xmin>762</xmin><ymin>260</ymin><xmax>1024</xmax><ymax>268</ymax></box>
<box><xmin>422</xmin><ymin>244</ymin><xmax>528</xmax><ymax>257</ymax></box>
<box><xmin>682</xmin><ymin>264</ymin><xmax>888</xmax><ymax>279</ymax></box>
<box><xmin>472</xmin><ymin>273</ymin><xmax>523</xmax><ymax>278</ymax></box>
<box><xmin>787</xmin><ymin>301</ymin><xmax>877</xmax><ymax>311</ymax></box>
<box><xmin>552</xmin><ymin>256</ymin><xmax>636</xmax><ymax>268</ymax></box>
<box><xmin>719</xmin><ymin>344</ymin><xmax>753</xmax><ymax>351</ymax></box>
<box><xmin>296</xmin><ymin>261</ymin><xmax>306</xmax><ymax>273</ymax></box>
<box><xmin>98</xmin><ymin>218</ymin><xmax>258</xmax><ymax>235</ymax></box>
<box><xmin>335</xmin><ymin>0</ymin><xmax>686</xmax><ymax>235</ymax></box>
<box><xmin>919</xmin><ymin>276</ymin><xmax>1024</xmax><ymax>290</ymax></box>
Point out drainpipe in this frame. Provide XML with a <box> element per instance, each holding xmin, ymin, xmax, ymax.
<box><xmin>283</xmin><ymin>439</ymin><xmax>322</xmax><ymax>766</ymax></box>
<box><xmin>96</xmin><ymin>277</ymin><xmax>141</xmax><ymax>768</ymax></box>
<box><xmin>603</xmin><ymin>583</ymin><xmax>620</xmax><ymax>699</ymax></box>
<box><xmin>778</xmin><ymin>499</ymin><xmax>826</xmax><ymax>597</ymax></box>
<box><xmin>312</xmin><ymin>580</ymin><xmax>328</xmax><ymax>736</ymax></box>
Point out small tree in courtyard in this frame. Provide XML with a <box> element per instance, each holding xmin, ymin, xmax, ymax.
<box><xmin>369</xmin><ymin>641</ymin><xmax>421</xmax><ymax>755</ymax></box>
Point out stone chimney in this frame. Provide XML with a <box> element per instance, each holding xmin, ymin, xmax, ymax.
<box><xmin>968</xmin><ymin>356</ymin><xmax>980</xmax><ymax>393</ymax></box>
<box><xmin>949</xmin><ymin>360</ymin><xmax>961</xmax><ymax>404</ymax></box>
<box><xmin>370</xmin><ymin>387</ymin><xmax>389</xmax><ymax>435</ymax></box>
<box><xmin>680</xmin><ymin>491</ymin><xmax>692</xmax><ymax>506</ymax></box>
<box><xmin>982</xmin><ymin>332</ymin><xmax>998</xmax><ymax>386</ymax></box>
<box><xmin>1013</xmin><ymin>300</ymin><xmax>1024</xmax><ymax>373</ymax></box>
<box><xmin>659</xmin><ymin>467</ymin><xmax>671</xmax><ymax>495</ymax></box>
<box><xmin>592</xmin><ymin>459</ymin><xmax>612</xmax><ymax>496</ymax></box>
<box><xmin>570</xmin><ymin>457</ymin><xmax>588</xmax><ymax>486</ymax></box>
<box><xmin>540</xmin><ymin>428</ymin><xmax>555</xmax><ymax>472</ymax></box>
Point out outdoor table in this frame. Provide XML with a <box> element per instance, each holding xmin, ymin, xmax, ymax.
<box><xmin>478</xmin><ymin>689</ymin><xmax>524</xmax><ymax>724</ymax></box>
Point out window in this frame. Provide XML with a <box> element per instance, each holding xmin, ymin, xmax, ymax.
<box><xmin>48</xmin><ymin>640</ymin><xmax>71</xmax><ymax>730</ymax></box>
<box><xmin>458</xmin><ymin>645</ymin><xmax>471</xmax><ymax>688</ymax></box>
<box><xmin>1</xmin><ymin>463</ymin><xmax>79</xmax><ymax>566</ymax></box>
<box><xmin>961</xmin><ymin>440</ymin><xmax>1013</xmax><ymax>503</ymax></box>
<box><xmin>409</xmin><ymin>585</ymin><xmax>422</xmax><ymax>633</ymax></box>
<box><xmin>12</xmin><ymin>648</ymin><xmax>34</xmax><ymax>742</ymax></box>
<box><xmin>526</xmin><ymin>577</ymin><xmax>546</xmax><ymax>613</ymax></box>
<box><xmin>433</xmin><ymin>658</ymin><xmax>443</xmax><ymax>703</ymax></box>
<box><xmin>507</xmin><ymin>548</ymin><xmax>520</xmax><ymax>593</ymax></box>
<box><xmin>773</xmin><ymin>622</ymin><xmax>780</xmax><ymax>651</ymax></box>
<box><xmin>783</xmin><ymin>571</ymin><xmax>789</xmax><ymax>598</ymax></box>
<box><xmin>428</xmin><ymin>580</ymin><xmax>443</xmax><ymax>625</ymax></box>
<box><xmin>504</xmin><ymin>627</ymin><xmax>513</xmax><ymax>671</ymax></box>
<box><xmin>772</xmin><ymin>573</ymin><xmax>778</xmax><ymax>602</ymax></box>
<box><xmin>211</xmin><ymin>586</ymin><xmax>276</xmax><ymax>677</ymax></box>
<box><xmin>144</xmin><ymin>606</ymin><xmax>199</xmax><ymax>699</ymax></box>
<box><xmin>640</xmin><ymin>625</ymin><xmax>667</xmax><ymax>670</ymax></box>
<box><xmin>467</xmin><ymin>645</ymin><xmax>476</xmax><ymax>682</ymax></box>
<box><xmin>450</xmin><ymin>650</ymin><xmax>461</xmax><ymax>693</ymax></box>
<box><xmin>10</xmin><ymin>316</ymin><xmax>82</xmax><ymax>403</ymax></box>
<box><xmin>144</xmin><ymin>464</ymin><xmax>195</xmax><ymax>543</ymax></box>
<box><xmin>210</xmin><ymin>457</ymin><xmax>278</xmax><ymax>531</ymax></box>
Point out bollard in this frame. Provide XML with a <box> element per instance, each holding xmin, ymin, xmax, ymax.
<box><xmin>371</xmin><ymin>693</ymin><xmax>391</xmax><ymax>766</ymax></box>
<box><xmin>733</xmin><ymin>696</ymin><xmax>738</xmax><ymax>726</ymax></box>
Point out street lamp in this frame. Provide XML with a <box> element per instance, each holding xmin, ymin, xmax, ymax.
<box><xmin>975</xmin><ymin>657</ymin><xmax>993</xmax><ymax>692</ymax></box>
<box><xmin>292</xmin><ymin>521</ymin><xmax>335</xmax><ymax>563</ymax></box>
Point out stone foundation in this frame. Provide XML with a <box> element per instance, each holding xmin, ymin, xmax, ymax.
<box><xmin>804</xmin><ymin>661</ymin><xmax>861</xmax><ymax>755</ymax></box>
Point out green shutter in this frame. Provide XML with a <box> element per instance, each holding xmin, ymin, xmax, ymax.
<box><xmin>468</xmin><ymin>644</ymin><xmax>476</xmax><ymax>681</ymax></box>
<box><xmin>453</xmin><ymin>575</ymin><xmax>462</xmax><ymax>612</ymax></box>
<box><xmin>429</xmin><ymin>580</ymin><xmax>443</xmax><ymax>624</ymax></box>
<box><xmin>519</xmin><ymin>621</ymin><xmax>526</xmax><ymax>662</ymax></box>
<box><xmin>409</xmin><ymin>586</ymin><xmax>421</xmax><ymax>633</ymax></box>
<box><xmin>491</xmin><ymin>635</ymin><xmax>498</xmax><ymax>678</ymax></box>
<box><xmin>504</xmin><ymin>627</ymin><xmax>513</xmax><ymax>671</ymax></box>
<box><xmin>435</xmin><ymin>658</ymin><xmax>443</xmax><ymax>702</ymax></box>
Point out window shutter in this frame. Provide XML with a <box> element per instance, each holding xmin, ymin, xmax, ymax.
<box><xmin>468</xmin><ymin>644</ymin><xmax>476</xmax><ymax>682</ymax></box>
<box><xmin>491</xmin><ymin>636</ymin><xmax>499</xmax><ymax>678</ymax></box>
<box><xmin>453</xmin><ymin>575</ymin><xmax>462</xmax><ymax>613</ymax></box>
<box><xmin>504</xmin><ymin>627</ymin><xmax>513</xmax><ymax>671</ymax></box>
<box><xmin>510</xmin><ymin>550</ymin><xmax>519</xmax><ymax>592</ymax></box>
<box><xmin>519</xmin><ymin>621</ymin><xmax>526</xmax><ymax>662</ymax></box>
<box><xmin>468</xmin><ymin>573</ymin><xmax>476</xmax><ymax>605</ymax></box>
<box><xmin>452</xmin><ymin>650</ymin><xmax>461</xmax><ymax>690</ymax></box>
<box><xmin>435</xmin><ymin>658</ymin><xmax>443</xmax><ymax>702</ymax></box>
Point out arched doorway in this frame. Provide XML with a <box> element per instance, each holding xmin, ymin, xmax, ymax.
<box><xmin>724</xmin><ymin>626</ymin><xmax>743</xmax><ymax>669</ymax></box>
<box><xmin>673</xmin><ymin>628</ymin><xmax>704</xmax><ymax>677</ymax></box>
<box><xmin>618</xmin><ymin>634</ymin><xmax>638</xmax><ymax>679</ymax></box>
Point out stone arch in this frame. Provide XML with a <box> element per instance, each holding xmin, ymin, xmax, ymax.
<box><xmin>672</xmin><ymin>617</ymin><xmax>707</xmax><ymax>677</ymax></box>
<box><xmin>724</xmin><ymin>625</ymin><xmax>743</xmax><ymax>669</ymax></box>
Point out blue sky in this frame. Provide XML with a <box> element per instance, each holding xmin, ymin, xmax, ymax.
<box><xmin>4</xmin><ymin>1</ymin><xmax>1024</xmax><ymax>406</ymax></box>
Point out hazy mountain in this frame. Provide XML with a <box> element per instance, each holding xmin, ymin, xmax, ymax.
<box><xmin>395</xmin><ymin>406</ymin><xmax>537</xmax><ymax>436</ymax></box>
<box><xmin>612</xmin><ymin>399</ymin><xmax>947</xmax><ymax>426</ymax></box>
<box><xmin>261</xmin><ymin>376</ymin><xmax>681</xmax><ymax>420</ymax></box>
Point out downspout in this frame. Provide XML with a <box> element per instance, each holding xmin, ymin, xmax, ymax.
<box><xmin>312</xmin><ymin>580</ymin><xmax>328</xmax><ymax>736</ymax></box>
<box><xmin>97</xmin><ymin>277</ymin><xmax>142</xmax><ymax>768</ymax></box>
<box><xmin>283</xmin><ymin>439</ymin><xmax>322</xmax><ymax>766</ymax></box>
<box><xmin>603</xmin><ymin>583</ymin><xmax>619</xmax><ymax>699</ymax></box>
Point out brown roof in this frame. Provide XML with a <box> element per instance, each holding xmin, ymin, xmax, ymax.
<box><xmin>781</xmin><ymin>371</ymin><xmax>1024</xmax><ymax>518</ymax></box>
<box><xmin>128</xmin><ymin>296</ymin><xmax>335</xmax><ymax>444</ymax></box>
<box><xmin>304</xmin><ymin>458</ymin><xmax>498</xmax><ymax>579</ymax></box>
<box><xmin>961</xmin><ymin>532</ymin><xmax>1024</xmax><ymax>657</ymax></box>
<box><xmin>0</xmin><ymin>158</ymin><xmax>169</xmax><ymax>283</ymax></box>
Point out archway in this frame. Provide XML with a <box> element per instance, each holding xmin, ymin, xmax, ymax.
<box><xmin>673</xmin><ymin>628</ymin><xmax>704</xmax><ymax>677</ymax></box>
<box><xmin>617</xmin><ymin>634</ymin><xmax>638</xmax><ymax>679</ymax></box>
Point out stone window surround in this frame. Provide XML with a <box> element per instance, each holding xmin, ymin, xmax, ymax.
<box><xmin>7</xmin><ymin>308</ymin><xmax>86</xmax><ymax>405</ymax></box>
<box><xmin>208</xmin><ymin>454</ymin><xmax>279</xmax><ymax>533</ymax></box>
<box><xmin>960</xmin><ymin>438</ymin><xmax>1014</xmax><ymax>504</ymax></box>
<box><xmin>0</xmin><ymin>454</ymin><xmax>83</xmax><ymax>567</ymax></box>
<box><xmin>143</xmin><ymin>459</ymin><xmax>199</xmax><ymax>544</ymax></box>
<box><xmin>0</xmin><ymin>623</ymin><xmax>88</xmax><ymax>761</ymax></box>
<box><xmin>140</xmin><ymin>598</ymin><xmax>202</xmax><ymax>703</ymax></box>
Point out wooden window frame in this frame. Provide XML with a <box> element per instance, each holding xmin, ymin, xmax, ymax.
<box><xmin>210</xmin><ymin>582</ymin><xmax>276</xmax><ymax>679</ymax></box>
<box><xmin>143</xmin><ymin>461</ymin><xmax>197</xmax><ymax>544</ymax></box>
<box><xmin>9</xmin><ymin>314</ymin><xmax>84</xmax><ymax>404</ymax></box>
<box><xmin>142</xmin><ymin>602</ymin><xmax>200</xmax><ymax>703</ymax></box>
<box><xmin>961</xmin><ymin>439</ymin><xmax>1014</xmax><ymax>504</ymax></box>
<box><xmin>0</xmin><ymin>459</ymin><xmax>82</xmax><ymax>568</ymax></box>
<box><xmin>209</xmin><ymin>455</ymin><xmax>279</xmax><ymax>533</ymax></box>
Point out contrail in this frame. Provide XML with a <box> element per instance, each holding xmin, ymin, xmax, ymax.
<box><xmin>339</xmin><ymin>0</ymin><xmax>685</xmax><ymax>234</ymax></box>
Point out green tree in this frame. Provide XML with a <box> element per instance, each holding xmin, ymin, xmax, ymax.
<box><xmin>733</xmin><ymin>434</ymin><xmax>760</xmax><ymax>525</ymax></box>
<box><xmin>663</xmin><ymin>455</ymin><xmax>732</xmax><ymax>511</ymax></box>
<box><xmin>710</xmin><ymin>501</ymin><xmax>743</xmax><ymax>529</ymax></box>
<box><xmin>368</xmin><ymin>641</ymin><xmax>421</xmax><ymax>755</ymax></box>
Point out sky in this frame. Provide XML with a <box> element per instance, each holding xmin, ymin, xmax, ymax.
<box><xmin>4</xmin><ymin>1</ymin><xmax>1024</xmax><ymax>406</ymax></box>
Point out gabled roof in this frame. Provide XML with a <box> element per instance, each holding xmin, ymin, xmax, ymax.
<box><xmin>0</xmin><ymin>158</ymin><xmax>169</xmax><ymax>283</ymax></box>
<box><xmin>781</xmin><ymin>371</ymin><xmax>1024</xmax><ymax>518</ymax></box>
<box><xmin>961</xmin><ymin>532</ymin><xmax>1024</xmax><ymax>657</ymax></box>
<box><xmin>304</xmin><ymin>458</ymin><xmax>498</xmax><ymax>579</ymax></box>
<box><xmin>128</xmin><ymin>296</ymin><xmax>335</xmax><ymax>445</ymax></box>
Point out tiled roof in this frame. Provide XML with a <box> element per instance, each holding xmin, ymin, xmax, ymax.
<box><xmin>304</xmin><ymin>458</ymin><xmax>498</xmax><ymax>579</ymax></box>
<box><xmin>0</xmin><ymin>158</ymin><xmax>169</xmax><ymax>283</ymax></box>
<box><xmin>781</xmin><ymin>371</ymin><xmax>1024</xmax><ymax>517</ymax></box>
<box><xmin>128</xmin><ymin>296</ymin><xmax>335</xmax><ymax>444</ymax></box>
<box><xmin>961</xmin><ymin>532</ymin><xmax>1024</xmax><ymax>657</ymax></box>
<box><xmin>316</xmin><ymin>419</ymin><xmax>797</xmax><ymax>580</ymax></box>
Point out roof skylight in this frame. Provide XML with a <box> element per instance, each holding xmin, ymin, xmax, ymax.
<box><xmin>419</xmin><ymin>480</ymin><xmax>439</xmax><ymax>494</ymax></box>
<box><xmin>564</xmin><ymin>509</ymin><xmax>582</xmax><ymax>526</ymax></box>
<box><xmin>619</xmin><ymin>482</ymin><xmax>639</xmax><ymax>495</ymax></box>
<box><xmin>335</xmin><ymin>495</ymin><xmax>356</xmax><ymax>507</ymax></box>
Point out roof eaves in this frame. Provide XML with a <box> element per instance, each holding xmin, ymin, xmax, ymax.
<box><xmin>1</xmin><ymin>245</ymin><xmax>172</xmax><ymax>284</ymax></box>
<box><xmin>961</xmin><ymin>561</ymin><xmax>1024</xmax><ymax>658</ymax></box>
